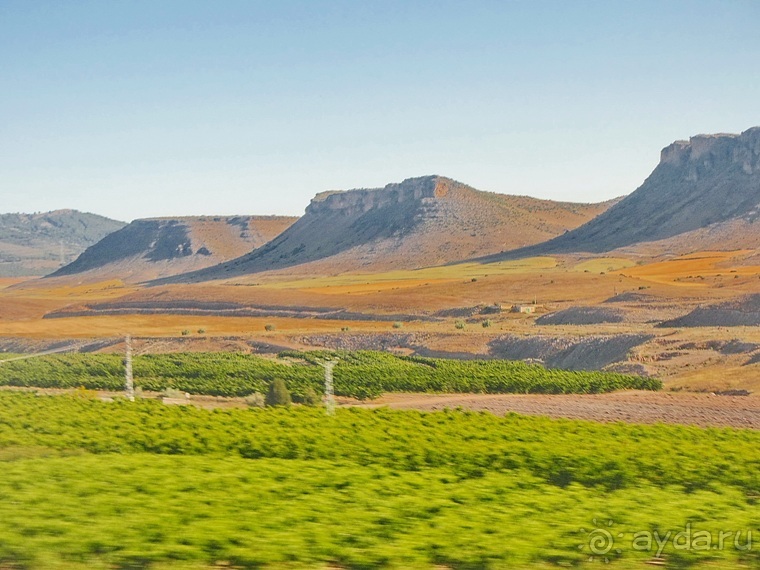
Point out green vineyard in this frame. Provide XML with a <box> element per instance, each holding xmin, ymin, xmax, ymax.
<box><xmin>0</xmin><ymin>350</ymin><xmax>661</xmax><ymax>399</ymax></box>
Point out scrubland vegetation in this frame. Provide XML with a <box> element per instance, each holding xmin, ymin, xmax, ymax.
<box><xmin>0</xmin><ymin>391</ymin><xmax>757</xmax><ymax>569</ymax></box>
<box><xmin>0</xmin><ymin>350</ymin><xmax>660</xmax><ymax>401</ymax></box>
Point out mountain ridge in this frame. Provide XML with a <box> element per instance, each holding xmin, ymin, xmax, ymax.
<box><xmin>152</xmin><ymin>175</ymin><xmax>618</xmax><ymax>284</ymax></box>
<box><xmin>480</xmin><ymin>127</ymin><xmax>760</xmax><ymax>261</ymax></box>
<box><xmin>0</xmin><ymin>210</ymin><xmax>126</xmax><ymax>277</ymax></box>
<box><xmin>45</xmin><ymin>215</ymin><xmax>297</xmax><ymax>283</ymax></box>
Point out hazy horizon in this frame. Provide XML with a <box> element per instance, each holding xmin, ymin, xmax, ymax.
<box><xmin>2</xmin><ymin>0</ymin><xmax>759</xmax><ymax>221</ymax></box>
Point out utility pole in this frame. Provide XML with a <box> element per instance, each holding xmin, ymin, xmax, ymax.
<box><xmin>321</xmin><ymin>360</ymin><xmax>336</xmax><ymax>415</ymax></box>
<box><xmin>125</xmin><ymin>335</ymin><xmax>134</xmax><ymax>401</ymax></box>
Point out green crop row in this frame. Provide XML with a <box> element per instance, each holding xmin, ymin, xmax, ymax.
<box><xmin>0</xmin><ymin>350</ymin><xmax>661</xmax><ymax>399</ymax></box>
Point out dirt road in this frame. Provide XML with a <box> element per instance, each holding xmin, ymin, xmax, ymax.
<box><xmin>347</xmin><ymin>391</ymin><xmax>760</xmax><ymax>429</ymax></box>
<box><xmin>7</xmin><ymin>385</ymin><xmax>759</xmax><ymax>429</ymax></box>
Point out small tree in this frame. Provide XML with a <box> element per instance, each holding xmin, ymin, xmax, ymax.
<box><xmin>265</xmin><ymin>378</ymin><xmax>291</xmax><ymax>407</ymax></box>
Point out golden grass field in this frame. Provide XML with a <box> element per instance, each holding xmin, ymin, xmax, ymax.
<box><xmin>617</xmin><ymin>250</ymin><xmax>760</xmax><ymax>287</ymax></box>
<box><xmin>2</xmin><ymin>250</ymin><xmax>759</xmax><ymax>390</ymax></box>
<box><xmin>263</xmin><ymin>257</ymin><xmax>559</xmax><ymax>292</ymax></box>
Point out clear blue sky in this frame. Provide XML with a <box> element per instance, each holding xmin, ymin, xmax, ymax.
<box><xmin>2</xmin><ymin>0</ymin><xmax>759</xmax><ymax>221</ymax></box>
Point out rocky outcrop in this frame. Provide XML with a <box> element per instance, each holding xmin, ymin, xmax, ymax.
<box><xmin>660</xmin><ymin>131</ymin><xmax>760</xmax><ymax>176</ymax></box>
<box><xmin>307</xmin><ymin>176</ymin><xmax>451</xmax><ymax>216</ymax></box>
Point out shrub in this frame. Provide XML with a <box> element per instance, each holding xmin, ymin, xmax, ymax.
<box><xmin>454</xmin><ymin>321</ymin><xmax>466</xmax><ymax>330</ymax></box>
<box><xmin>482</xmin><ymin>319</ymin><xmax>492</xmax><ymax>328</ymax></box>
<box><xmin>197</xmin><ymin>328</ymin><xmax>206</xmax><ymax>334</ymax></box>
<box><xmin>162</xmin><ymin>388</ymin><xmax>187</xmax><ymax>400</ymax></box>
<box><xmin>264</xmin><ymin>324</ymin><xmax>276</xmax><ymax>332</ymax></box>
<box><xmin>265</xmin><ymin>378</ymin><xmax>291</xmax><ymax>407</ymax></box>
<box><xmin>392</xmin><ymin>322</ymin><xmax>403</xmax><ymax>329</ymax></box>
<box><xmin>297</xmin><ymin>386</ymin><xmax>321</xmax><ymax>407</ymax></box>
<box><xmin>244</xmin><ymin>393</ymin><xmax>265</xmax><ymax>408</ymax></box>
<box><xmin>181</xmin><ymin>330</ymin><xmax>191</xmax><ymax>336</ymax></box>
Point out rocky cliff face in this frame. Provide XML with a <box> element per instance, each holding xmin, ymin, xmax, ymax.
<box><xmin>660</xmin><ymin>129</ymin><xmax>760</xmax><ymax>177</ymax></box>
<box><xmin>496</xmin><ymin>127</ymin><xmax>760</xmax><ymax>257</ymax></box>
<box><xmin>158</xmin><ymin>176</ymin><xmax>616</xmax><ymax>283</ymax></box>
<box><xmin>306</xmin><ymin>177</ymin><xmax>455</xmax><ymax>217</ymax></box>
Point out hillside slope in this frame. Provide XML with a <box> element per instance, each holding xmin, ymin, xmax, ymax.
<box><xmin>160</xmin><ymin>176</ymin><xmax>615</xmax><ymax>283</ymax></box>
<box><xmin>484</xmin><ymin>127</ymin><xmax>760</xmax><ymax>259</ymax></box>
<box><xmin>659</xmin><ymin>294</ymin><xmax>760</xmax><ymax>328</ymax></box>
<box><xmin>0</xmin><ymin>210</ymin><xmax>125</xmax><ymax>277</ymax></box>
<box><xmin>46</xmin><ymin>216</ymin><xmax>297</xmax><ymax>283</ymax></box>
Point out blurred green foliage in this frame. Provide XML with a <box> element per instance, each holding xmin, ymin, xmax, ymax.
<box><xmin>0</xmin><ymin>392</ymin><xmax>756</xmax><ymax>568</ymax></box>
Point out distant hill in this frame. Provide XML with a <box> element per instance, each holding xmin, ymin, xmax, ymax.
<box><xmin>47</xmin><ymin>216</ymin><xmax>297</xmax><ymax>283</ymax></box>
<box><xmin>158</xmin><ymin>176</ymin><xmax>615</xmax><ymax>283</ymax></box>
<box><xmin>0</xmin><ymin>210</ymin><xmax>125</xmax><ymax>277</ymax></box>
<box><xmin>484</xmin><ymin>127</ymin><xmax>760</xmax><ymax>259</ymax></box>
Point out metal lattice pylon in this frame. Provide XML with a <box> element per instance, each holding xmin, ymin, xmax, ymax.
<box><xmin>124</xmin><ymin>335</ymin><xmax>134</xmax><ymax>401</ymax></box>
<box><xmin>322</xmin><ymin>360</ymin><xmax>336</xmax><ymax>415</ymax></box>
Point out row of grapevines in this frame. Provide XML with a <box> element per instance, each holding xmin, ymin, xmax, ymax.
<box><xmin>0</xmin><ymin>350</ymin><xmax>661</xmax><ymax>399</ymax></box>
